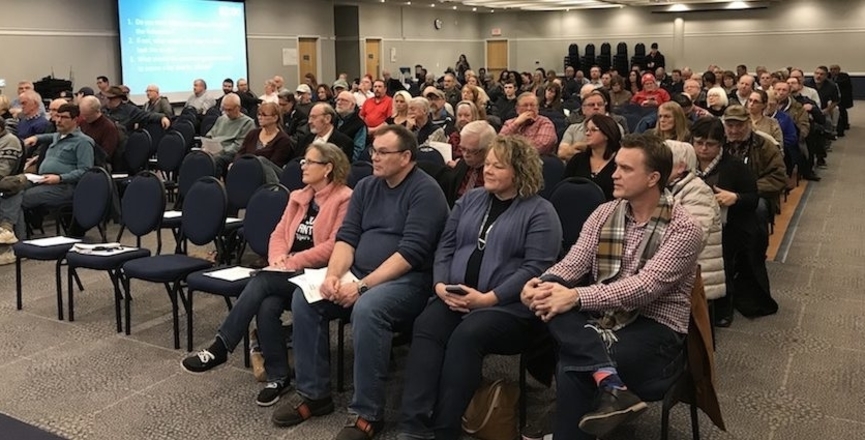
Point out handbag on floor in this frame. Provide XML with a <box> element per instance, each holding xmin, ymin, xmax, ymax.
<box><xmin>462</xmin><ymin>379</ymin><xmax>521</xmax><ymax>440</ymax></box>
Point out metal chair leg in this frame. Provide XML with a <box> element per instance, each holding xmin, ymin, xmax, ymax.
<box><xmin>54</xmin><ymin>260</ymin><xmax>64</xmax><ymax>320</ymax></box>
<box><xmin>164</xmin><ymin>282</ymin><xmax>180</xmax><ymax>349</ymax></box>
<box><xmin>123</xmin><ymin>275</ymin><xmax>133</xmax><ymax>335</ymax></box>
<box><xmin>109</xmin><ymin>270</ymin><xmax>123</xmax><ymax>333</ymax></box>
<box><xmin>67</xmin><ymin>266</ymin><xmax>76</xmax><ymax>322</ymax></box>
<box><xmin>519</xmin><ymin>354</ymin><xmax>527</xmax><ymax>430</ymax></box>
<box><xmin>185</xmin><ymin>289</ymin><xmax>194</xmax><ymax>352</ymax></box>
<box><xmin>337</xmin><ymin>319</ymin><xmax>346</xmax><ymax>392</ymax></box>
<box><xmin>15</xmin><ymin>256</ymin><xmax>22</xmax><ymax>310</ymax></box>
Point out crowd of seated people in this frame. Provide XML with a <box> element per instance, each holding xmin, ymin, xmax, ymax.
<box><xmin>0</xmin><ymin>53</ymin><xmax>854</xmax><ymax>438</ymax></box>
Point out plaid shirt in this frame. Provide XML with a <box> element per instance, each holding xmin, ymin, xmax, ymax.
<box><xmin>541</xmin><ymin>201</ymin><xmax>702</xmax><ymax>334</ymax></box>
<box><xmin>500</xmin><ymin>114</ymin><xmax>558</xmax><ymax>155</ymax></box>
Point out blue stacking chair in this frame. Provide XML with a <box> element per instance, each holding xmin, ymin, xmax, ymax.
<box><xmin>65</xmin><ymin>171</ymin><xmax>164</xmax><ymax>332</ymax></box>
<box><xmin>13</xmin><ymin>168</ymin><xmax>113</xmax><ymax>320</ymax></box>
<box><xmin>539</xmin><ymin>154</ymin><xmax>566</xmax><ymax>200</ymax></box>
<box><xmin>184</xmin><ymin>184</ymin><xmax>290</xmax><ymax>353</ymax></box>
<box><xmin>226</xmin><ymin>154</ymin><xmax>267</xmax><ymax>214</ymax></box>
<box><xmin>417</xmin><ymin>146</ymin><xmax>445</xmax><ymax>166</ymax></box>
<box><xmin>347</xmin><ymin>161</ymin><xmax>373</xmax><ymax>189</ymax></box>
<box><xmin>122</xmin><ymin>176</ymin><xmax>229</xmax><ymax>350</ymax></box>
<box><xmin>156</xmin><ymin>131</ymin><xmax>188</xmax><ymax>196</ymax></box>
<box><xmin>279</xmin><ymin>157</ymin><xmax>304</xmax><ymax>191</ymax></box>
<box><xmin>548</xmin><ymin>177</ymin><xmax>607</xmax><ymax>252</ymax></box>
<box><xmin>123</xmin><ymin>130</ymin><xmax>152</xmax><ymax>173</ymax></box>
<box><xmin>172</xmin><ymin>119</ymin><xmax>196</xmax><ymax>148</ymax></box>
<box><xmin>163</xmin><ymin>150</ymin><xmax>216</xmax><ymax>253</ymax></box>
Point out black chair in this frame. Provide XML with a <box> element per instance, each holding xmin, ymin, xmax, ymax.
<box><xmin>156</xmin><ymin>131</ymin><xmax>188</xmax><ymax>191</ymax></box>
<box><xmin>124</xmin><ymin>130</ymin><xmax>152</xmax><ymax>173</ymax></box>
<box><xmin>144</xmin><ymin>123</ymin><xmax>166</xmax><ymax>156</ymax></box>
<box><xmin>226</xmin><ymin>154</ymin><xmax>266</xmax><ymax>213</ymax></box>
<box><xmin>347</xmin><ymin>161</ymin><xmax>373</xmax><ymax>189</ymax></box>
<box><xmin>163</xmin><ymin>151</ymin><xmax>217</xmax><ymax>253</ymax></box>
<box><xmin>548</xmin><ymin>177</ymin><xmax>606</xmax><ymax>252</ymax></box>
<box><xmin>122</xmin><ymin>177</ymin><xmax>229</xmax><ymax>349</ymax></box>
<box><xmin>200</xmin><ymin>114</ymin><xmax>219</xmax><ymax>137</ymax></box>
<box><xmin>172</xmin><ymin>119</ymin><xmax>196</xmax><ymax>148</ymax></box>
<box><xmin>13</xmin><ymin>168</ymin><xmax>113</xmax><ymax>320</ymax></box>
<box><xmin>539</xmin><ymin>155</ymin><xmax>565</xmax><ymax>200</ymax></box>
<box><xmin>184</xmin><ymin>184</ymin><xmax>290</xmax><ymax>353</ymax></box>
<box><xmin>66</xmin><ymin>171</ymin><xmax>163</xmax><ymax>332</ymax></box>
<box><xmin>279</xmin><ymin>158</ymin><xmax>304</xmax><ymax>191</ymax></box>
<box><xmin>417</xmin><ymin>146</ymin><xmax>445</xmax><ymax>166</ymax></box>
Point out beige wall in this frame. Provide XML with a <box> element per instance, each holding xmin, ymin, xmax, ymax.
<box><xmin>0</xmin><ymin>0</ymin><xmax>862</xmax><ymax>101</ymax></box>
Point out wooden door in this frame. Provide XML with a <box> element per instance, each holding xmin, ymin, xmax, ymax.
<box><xmin>298</xmin><ymin>38</ymin><xmax>318</xmax><ymax>83</ymax></box>
<box><xmin>486</xmin><ymin>40</ymin><xmax>509</xmax><ymax>81</ymax></box>
<box><xmin>365</xmin><ymin>39</ymin><xmax>381</xmax><ymax>79</ymax></box>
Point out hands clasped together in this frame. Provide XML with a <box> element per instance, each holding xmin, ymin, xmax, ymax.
<box><xmin>521</xmin><ymin>278</ymin><xmax>580</xmax><ymax>322</ymax></box>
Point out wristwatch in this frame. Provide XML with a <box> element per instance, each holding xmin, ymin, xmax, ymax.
<box><xmin>357</xmin><ymin>280</ymin><xmax>369</xmax><ymax>294</ymax></box>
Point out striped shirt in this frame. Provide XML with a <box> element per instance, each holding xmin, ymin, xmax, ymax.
<box><xmin>541</xmin><ymin>201</ymin><xmax>702</xmax><ymax>334</ymax></box>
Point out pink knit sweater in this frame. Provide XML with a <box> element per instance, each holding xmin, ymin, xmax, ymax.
<box><xmin>267</xmin><ymin>183</ymin><xmax>352</xmax><ymax>269</ymax></box>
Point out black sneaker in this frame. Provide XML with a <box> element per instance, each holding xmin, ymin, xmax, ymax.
<box><xmin>256</xmin><ymin>381</ymin><xmax>290</xmax><ymax>407</ymax></box>
<box><xmin>578</xmin><ymin>387</ymin><xmax>648</xmax><ymax>437</ymax></box>
<box><xmin>181</xmin><ymin>349</ymin><xmax>227</xmax><ymax>373</ymax></box>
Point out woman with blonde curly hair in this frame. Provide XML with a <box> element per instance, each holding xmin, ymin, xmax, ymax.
<box><xmin>654</xmin><ymin>101</ymin><xmax>691</xmax><ymax>142</ymax></box>
<box><xmin>397</xmin><ymin>134</ymin><xmax>563</xmax><ymax>440</ymax></box>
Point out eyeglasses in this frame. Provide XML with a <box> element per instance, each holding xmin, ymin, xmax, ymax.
<box><xmin>460</xmin><ymin>146</ymin><xmax>484</xmax><ymax>155</ymax></box>
<box><xmin>368</xmin><ymin>147</ymin><xmax>406</xmax><ymax>157</ymax></box>
<box><xmin>300</xmin><ymin>158</ymin><xmax>328</xmax><ymax>166</ymax></box>
<box><xmin>585</xmin><ymin>126</ymin><xmax>601</xmax><ymax>133</ymax></box>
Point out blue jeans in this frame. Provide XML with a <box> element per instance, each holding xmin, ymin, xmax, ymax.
<box><xmin>291</xmin><ymin>271</ymin><xmax>431</xmax><ymax>421</ymax></box>
<box><xmin>548</xmin><ymin>313</ymin><xmax>684</xmax><ymax>440</ymax></box>
<box><xmin>0</xmin><ymin>183</ymin><xmax>75</xmax><ymax>237</ymax></box>
<box><xmin>216</xmin><ymin>271</ymin><xmax>295</xmax><ymax>383</ymax></box>
<box><xmin>399</xmin><ymin>300</ymin><xmax>540</xmax><ymax>440</ymax></box>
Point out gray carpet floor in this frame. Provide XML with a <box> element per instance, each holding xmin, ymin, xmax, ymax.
<box><xmin>0</xmin><ymin>106</ymin><xmax>863</xmax><ymax>440</ymax></box>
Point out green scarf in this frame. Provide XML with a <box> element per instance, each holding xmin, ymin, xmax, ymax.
<box><xmin>590</xmin><ymin>190</ymin><xmax>674</xmax><ymax>339</ymax></box>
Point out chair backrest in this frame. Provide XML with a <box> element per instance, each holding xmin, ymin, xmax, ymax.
<box><xmin>244</xmin><ymin>184</ymin><xmax>290</xmax><ymax>257</ymax></box>
<box><xmin>122</xmin><ymin>171</ymin><xmax>166</xmax><ymax>237</ymax></box>
<box><xmin>539</xmin><ymin>155</ymin><xmax>565</xmax><ymax>200</ymax></box>
<box><xmin>181</xmin><ymin>176</ymin><xmax>228</xmax><ymax>246</ymax></box>
<box><xmin>417</xmin><ymin>146</ymin><xmax>445</xmax><ymax>166</ymax></box>
<box><xmin>144</xmin><ymin>123</ymin><xmax>165</xmax><ymax>155</ymax></box>
<box><xmin>177</xmin><ymin>150</ymin><xmax>217</xmax><ymax>203</ymax></box>
<box><xmin>279</xmin><ymin>157</ymin><xmax>304</xmax><ymax>191</ymax></box>
<box><xmin>548</xmin><ymin>177</ymin><xmax>606</xmax><ymax>251</ymax></box>
<box><xmin>124</xmin><ymin>130</ymin><xmax>152</xmax><ymax>173</ymax></box>
<box><xmin>355</xmin><ymin>146</ymin><xmax>372</xmax><ymax>163</ymax></box>
<box><xmin>72</xmin><ymin>167</ymin><xmax>114</xmax><ymax>232</ymax></box>
<box><xmin>347</xmin><ymin>161</ymin><xmax>373</xmax><ymax>189</ymax></box>
<box><xmin>226</xmin><ymin>154</ymin><xmax>266</xmax><ymax>210</ymax></box>
<box><xmin>172</xmin><ymin>119</ymin><xmax>195</xmax><ymax>147</ymax></box>
<box><xmin>200</xmin><ymin>114</ymin><xmax>218</xmax><ymax>137</ymax></box>
<box><xmin>156</xmin><ymin>131</ymin><xmax>187</xmax><ymax>173</ymax></box>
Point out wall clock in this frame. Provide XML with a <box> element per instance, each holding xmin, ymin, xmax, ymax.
<box><xmin>434</xmin><ymin>18</ymin><xmax>443</xmax><ymax>30</ymax></box>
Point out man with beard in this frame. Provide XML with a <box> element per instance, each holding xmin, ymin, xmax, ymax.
<box><xmin>335</xmin><ymin>91</ymin><xmax>368</xmax><ymax>161</ymax></box>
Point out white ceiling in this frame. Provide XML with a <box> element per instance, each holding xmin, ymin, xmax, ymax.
<box><xmin>366</xmin><ymin>0</ymin><xmax>775</xmax><ymax>12</ymax></box>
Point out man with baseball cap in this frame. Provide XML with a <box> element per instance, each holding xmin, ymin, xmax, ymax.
<box><xmin>332</xmin><ymin>79</ymin><xmax>349</xmax><ymax>94</ymax></box>
<box><xmin>422</xmin><ymin>86</ymin><xmax>455</xmax><ymax>135</ymax></box>
<box><xmin>295</xmin><ymin>84</ymin><xmax>313</xmax><ymax>117</ymax></box>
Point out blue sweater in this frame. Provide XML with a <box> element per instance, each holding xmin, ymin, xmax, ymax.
<box><xmin>337</xmin><ymin>166</ymin><xmax>449</xmax><ymax>277</ymax></box>
<box><xmin>433</xmin><ymin>188</ymin><xmax>562</xmax><ymax>317</ymax></box>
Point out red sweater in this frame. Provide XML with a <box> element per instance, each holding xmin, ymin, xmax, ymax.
<box><xmin>80</xmin><ymin>115</ymin><xmax>120</xmax><ymax>160</ymax></box>
<box><xmin>268</xmin><ymin>183</ymin><xmax>352</xmax><ymax>269</ymax></box>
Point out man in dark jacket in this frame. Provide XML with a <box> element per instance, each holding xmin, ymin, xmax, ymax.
<box><xmin>829</xmin><ymin>64</ymin><xmax>853</xmax><ymax>137</ymax></box>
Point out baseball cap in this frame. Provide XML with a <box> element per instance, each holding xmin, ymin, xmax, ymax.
<box><xmin>722</xmin><ymin>105</ymin><xmax>749</xmax><ymax>122</ymax></box>
<box><xmin>76</xmin><ymin>87</ymin><xmax>94</xmax><ymax>96</ymax></box>
<box><xmin>332</xmin><ymin>79</ymin><xmax>349</xmax><ymax>90</ymax></box>
<box><xmin>295</xmin><ymin>84</ymin><xmax>311</xmax><ymax>94</ymax></box>
<box><xmin>423</xmin><ymin>86</ymin><xmax>445</xmax><ymax>99</ymax></box>
<box><xmin>641</xmin><ymin>73</ymin><xmax>656</xmax><ymax>85</ymax></box>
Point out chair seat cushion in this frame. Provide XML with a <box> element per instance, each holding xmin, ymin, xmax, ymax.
<box><xmin>161</xmin><ymin>216</ymin><xmax>181</xmax><ymax>229</ymax></box>
<box><xmin>13</xmin><ymin>242</ymin><xmax>77</xmax><ymax>260</ymax></box>
<box><xmin>186</xmin><ymin>267</ymin><xmax>251</xmax><ymax>297</ymax></box>
<box><xmin>67</xmin><ymin>248</ymin><xmax>151</xmax><ymax>270</ymax></box>
<box><xmin>122</xmin><ymin>254</ymin><xmax>213</xmax><ymax>282</ymax></box>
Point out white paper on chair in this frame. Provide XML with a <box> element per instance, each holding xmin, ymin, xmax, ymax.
<box><xmin>24</xmin><ymin>173</ymin><xmax>46</xmax><ymax>183</ymax></box>
<box><xmin>163</xmin><ymin>210</ymin><xmax>183</xmax><ymax>219</ymax></box>
<box><xmin>225</xmin><ymin>217</ymin><xmax>242</xmax><ymax>224</ymax></box>
<box><xmin>288</xmin><ymin>268</ymin><xmax>358</xmax><ymax>304</ymax></box>
<box><xmin>204</xmin><ymin>266</ymin><xmax>256</xmax><ymax>282</ymax></box>
<box><xmin>71</xmin><ymin>242</ymin><xmax>138</xmax><ymax>256</ymax></box>
<box><xmin>426</xmin><ymin>142</ymin><xmax>453</xmax><ymax>163</ymax></box>
<box><xmin>200</xmin><ymin>138</ymin><xmax>224</xmax><ymax>155</ymax></box>
<box><xmin>23</xmin><ymin>236</ymin><xmax>81</xmax><ymax>247</ymax></box>
<box><xmin>111</xmin><ymin>173</ymin><xmax>129</xmax><ymax>179</ymax></box>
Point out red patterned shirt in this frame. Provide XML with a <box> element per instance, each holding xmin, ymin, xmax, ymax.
<box><xmin>541</xmin><ymin>201</ymin><xmax>702</xmax><ymax>334</ymax></box>
<box><xmin>500</xmin><ymin>114</ymin><xmax>558</xmax><ymax>155</ymax></box>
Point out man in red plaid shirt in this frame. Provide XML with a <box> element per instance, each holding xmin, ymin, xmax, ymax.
<box><xmin>522</xmin><ymin>133</ymin><xmax>703</xmax><ymax>440</ymax></box>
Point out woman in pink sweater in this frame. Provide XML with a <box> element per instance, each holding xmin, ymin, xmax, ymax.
<box><xmin>181</xmin><ymin>142</ymin><xmax>352</xmax><ymax>407</ymax></box>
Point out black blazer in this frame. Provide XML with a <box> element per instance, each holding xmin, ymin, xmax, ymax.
<box><xmin>297</xmin><ymin>129</ymin><xmax>355</xmax><ymax>162</ymax></box>
<box><xmin>699</xmin><ymin>152</ymin><xmax>758</xmax><ymax>239</ymax></box>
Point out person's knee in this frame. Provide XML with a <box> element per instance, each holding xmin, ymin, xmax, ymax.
<box><xmin>257</xmin><ymin>295</ymin><xmax>287</xmax><ymax>319</ymax></box>
<box><xmin>351</xmin><ymin>292</ymin><xmax>385</xmax><ymax>328</ymax></box>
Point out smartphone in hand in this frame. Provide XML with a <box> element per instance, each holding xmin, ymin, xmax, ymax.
<box><xmin>445</xmin><ymin>285</ymin><xmax>468</xmax><ymax>295</ymax></box>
